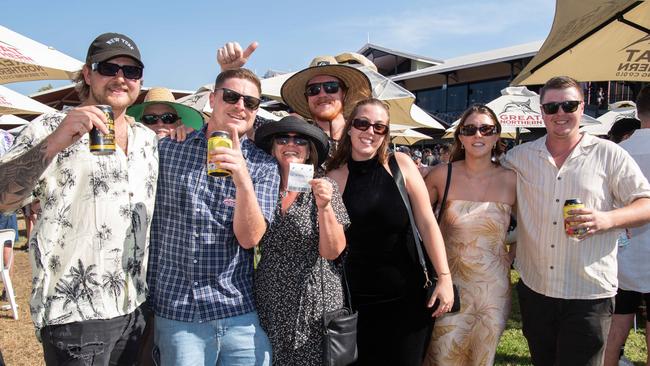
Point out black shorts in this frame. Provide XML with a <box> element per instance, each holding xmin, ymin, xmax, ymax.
<box><xmin>614</xmin><ymin>288</ymin><xmax>650</xmax><ymax>315</ymax></box>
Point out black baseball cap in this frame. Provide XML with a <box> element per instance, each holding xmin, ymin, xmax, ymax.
<box><xmin>86</xmin><ymin>33</ymin><xmax>143</xmax><ymax>67</ymax></box>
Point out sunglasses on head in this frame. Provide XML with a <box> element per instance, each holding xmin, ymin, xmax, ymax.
<box><xmin>305</xmin><ymin>81</ymin><xmax>342</xmax><ymax>97</ymax></box>
<box><xmin>459</xmin><ymin>124</ymin><xmax>498</xmax><ymax>137</ymax></box>
<box><xmin>541</xmin><ymin>100</ymin><xmax>581</xmax><ymax>114</ymax></box>
<box><xmin>351</xmin><ymin>118</ymin><xmax>389</xmax><ymax>135</ymax></box>
<box><xmin>91</xmin><ymin>62</ymin><xmax>143</xmax><ymax>80</ymax></box>
<box><xmin>274</xmin><ymin>134</ymin><xmax>309</xmax><ymax>146</ymax></box>
<box><xmin>141</xmin><ymin>112</ymin><xmax>179</xmax><ymax>125</ymax></box>
<box><xmin>215</xmin><ymin>88</ymin><xmax>261</xmax><ymax>110</ymax></box>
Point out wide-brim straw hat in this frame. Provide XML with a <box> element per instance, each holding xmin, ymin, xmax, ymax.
<box><xmin>127</xmin><ymin>87</ymin><xmax>204</xmax><ymax>130</ymax></box>
<box><xmin>281</xmin><ymin>55</ymin><xmax>371</xmax><ymax>120</ymax></box>
<box><xmin>255</xmin><ymin>115</ymin><xmax>330</xmax><ymax>166</ymax></box>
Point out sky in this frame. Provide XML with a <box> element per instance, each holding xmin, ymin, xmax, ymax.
<box><xmin>5</xmin><ymin>0</ymin><xmax>556</xmax><ymax>96</ymax></box>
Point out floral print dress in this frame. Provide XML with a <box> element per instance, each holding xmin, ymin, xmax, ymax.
<box><xmin>424</xmin><ymin>200</ymin><xmax>512</xmax><ymax>366</ymax></box>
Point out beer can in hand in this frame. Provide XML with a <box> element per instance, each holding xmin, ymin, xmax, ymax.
<box><xmin>564</xmin><ymin>198</ymin><xmax>587</xmax><ymax>240</ymax></box>
<box><xmin>90</xmin><ymin>105</ymin><xmax>116</xmax><ymax>155</ymax></box>
<box><xmin>207</xmin><ymin>131</ymin><xmax>232</xmax><ymax>177</ymax></box>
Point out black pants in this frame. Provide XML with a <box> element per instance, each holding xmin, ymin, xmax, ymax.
<box><xmin>41</xmin><ymin>303</ymin><xmax>149</xmax><ymax>366</ymax></box>
<box><xmin>352</xmin><ymin>293</ymin><xmax>433</xmax><ymax>366</ymax></box>
<box><xmin>517</xmin><ymin>280</ymin><xmax>613</xmax><ymax>366</ymax></box>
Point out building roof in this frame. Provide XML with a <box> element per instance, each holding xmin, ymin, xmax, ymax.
<box><xmin>358</xmin><ymin>43</ymin><xmax>442</xmax><ymax>76</ymax></box>
<box><xmin>391</xmin><ymin>40</ymin><xmax>543</xmax><ymax>81</ymax></box>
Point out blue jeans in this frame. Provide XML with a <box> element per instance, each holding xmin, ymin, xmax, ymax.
<box><xmin>0</xmin><ymin>213</ymin><xmax>18</xmax><ymax>241</ymax></box>
<box><xmin>155</xmin><ymin>311</ymin><xmax>271</xmax><ymax>366</ymax></box>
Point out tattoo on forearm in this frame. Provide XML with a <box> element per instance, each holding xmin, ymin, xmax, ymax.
<box><xmin>0</xmin><ymin>140</ymin><xmax>53</xmax><ymax>210</ymax></box>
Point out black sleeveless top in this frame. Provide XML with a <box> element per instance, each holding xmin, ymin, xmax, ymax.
<box><xmin>342</xmin><ymin>156</ymin><xmax>422</xmax><ymax>304</ymax></box>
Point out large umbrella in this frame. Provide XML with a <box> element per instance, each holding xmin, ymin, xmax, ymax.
<box><xmin>0</xmin><ymin>26</ymin><xmax>83</xmax><ymax>84</ymax></box>
<box><xmin>512</xmin><ymin>0</ymin><xmax>650</xmax><ymax>85</ymax></box>
<box><xmin>0</xmin><ymin>114</ymin><xmax>29</xmax><ymax>126</ymax></box>
<box><xmin>0</xmin><ymin>85</ymin><xmax>56</xmax><ymax>115</ymax></box>
<box><xmin>177</xmin><ymin>84</ymin><xmax>280</xmax><ymax>121</ymax></box>
<box><xmin>260</xmin><ymin>69</ymin><xmax>446</xmax><ymax>130</ymax></box>
<box><xmin>391</xmin><ymin>128</ymin><xmax>432</xmax><ymax>145</ymax></box>
<box><xmin>581</xmin><ymin>101</ymin><xmax>638</xmax><ymax>136</ymax></box>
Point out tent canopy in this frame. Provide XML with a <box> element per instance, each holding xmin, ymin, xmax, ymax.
<box><xmin>512</xmin><ymin>0</ymin><xmax>650</xmax><ymax>85</ymax></box>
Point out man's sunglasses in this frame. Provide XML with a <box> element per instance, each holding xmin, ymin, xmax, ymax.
<box><xmin>305</xmin><ymin>82</ymin><xmax>342</xmax><ymax>97</ymax></box>
<box><xmin>541</xmin><ymin>100</ymin><xmax>581</xmax><ymax>114</ymax></box>
<box><xmin>459</xmin><ymin>124</ymin><xmax>498</xmax><ymax>137</ymax></box>
<box><xmin>215</xmin><ymin>88</ymin><xmax>261</xmax><ymax>110</ymax></box>
<box><xmin>274</xmin><ymin>134</ymin><xmax>309</xmax><ymax>146</ymax></box>
<box><xmin>351</xmin><ymin>118</ymin><xmax>389</xmax><ymax>135</ymax></box>
<box><xmin>141</xmin><ymin>112</ymin><xmax>179</xmax><ymax>125</ymax></box>
<box><xmin>91</xmin><ymin>62</ymin><xmax>143</xmax><ymax>80</ymax></box>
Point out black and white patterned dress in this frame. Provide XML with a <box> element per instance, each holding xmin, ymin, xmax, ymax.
<box><xmin>254</xmin><ymin>178</ymin><xmax>350</xmax><ymax>365</ymax></box>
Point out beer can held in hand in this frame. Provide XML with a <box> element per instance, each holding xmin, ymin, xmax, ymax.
<box><xmin>564</xmin><ymin>198</ymin><xmax>587</xmax><ymax>240</ymax></box>
<box><xmin>90</xmin><ymin>105</ymin><xmax>116</xmax><ymax>155</ymax></box>
<box><xmin>207</xmin><ymin>131</ymin><xmax>232</xmax><ymax>177</ymax></box>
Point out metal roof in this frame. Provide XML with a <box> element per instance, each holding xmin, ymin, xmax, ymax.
<box><xmin>391</xmin><ymin>40</ymin><xmax>543</xmax><ymax>81</ymax></box>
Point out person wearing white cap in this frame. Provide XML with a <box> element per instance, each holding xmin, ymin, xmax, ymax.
<box><xmin>0</xmin><ymin>32</ymin><xmax>156</xmax><ymax>366</ymax></box>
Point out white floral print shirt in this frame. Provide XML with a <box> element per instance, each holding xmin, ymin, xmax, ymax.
<box><xmin>0</xmin><ymin>111</ymin><xmax>158</xmax><ymax>337</ymax></box>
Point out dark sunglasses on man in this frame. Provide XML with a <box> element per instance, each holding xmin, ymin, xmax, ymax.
<box><xmin>458</xmin><ymin>124</ymin><xmax>498</xmax><ymax>137</ymax></box>
<box><xmin>91</xmin><ymin>62</ymin><xmax>143</xmax><ymax>80</ymax></box>
<box><xmin>304</xmin><ymin>81</ymin><xmax>342</xmax><ymax>97</ymax></box>
<box><xmin>274</xmin><ymin>134</ymin><xmax>309</xmax><ymax>146</ymax></box>
<box><xmin>215</xmin><ymin>88</ymin><xmax>261</xmax><ymax>110</ymax></box>
<box><xmin>141</xmin><ymin>112</ymin><xmax>179</xmax><ymax>125</ymax></box>
<box><xmin>541</xmin><ymin>100</ymin><xmax>581</xmax><ymax>114</ymax></box>
<box><xmin>351</xmin><ymin>118</ymin><xmax>389</xmax><ymax>135</ymax></box>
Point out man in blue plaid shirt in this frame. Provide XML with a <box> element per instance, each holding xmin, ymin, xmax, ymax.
<box><xmin>148</xmin><ymin>68</ymin><xmax>279</xmax><ymax>365</ymax></box>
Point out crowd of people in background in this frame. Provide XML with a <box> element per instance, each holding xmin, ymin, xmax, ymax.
<box><xmin>0</xmin><ymin>32</ymin><xmax>649</xmax><ymax>366</ymax></box>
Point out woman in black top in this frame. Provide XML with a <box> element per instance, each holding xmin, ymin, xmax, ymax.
<box><xmin>327</xmin><ymin>98</ymin><xmax>453</xmax><ymax>365</ymax></box>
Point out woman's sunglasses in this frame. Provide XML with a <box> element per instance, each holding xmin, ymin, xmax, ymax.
<box><xmin>216</xmin><ymin>88</ymin><xmax>261</xmax><ymax>110</ymax></box>
<box><xmin>541</xmin><ymin>100</ymin><xmax>581</xmax><ymax>114</ymax></box>
<box><xmin>351</xmin><ymin>118</ymin><xmax>389</xmax><ymax>135</ymax></box>
<box><xmin>459</xmin><ymin>124</ymin><xmax>498</xmax><ymax>136</ymax></box>
<box><xmin>91</xmin><ymin>62</ymin><xmax>143</xmax><ymax>80</ymax></box>
<box><xmin>274</xmin><ymin>134</ymin><xmax>309</xmax><ymax>146</ymax></box>
<box><xmin>304</xmin><ymin>82</ymin><xmax>342</xmax><ymax>97</ymax></box>
<box><xmin>141</xmin><ymin>112</ymin><xmax>179</xmax><ymax>125</ymax></box>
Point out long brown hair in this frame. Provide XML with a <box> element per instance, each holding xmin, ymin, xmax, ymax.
<box><xmin>449</xmin><ymin>104</ymin><xmax>504</xmax><ymax>163</ymax></box>
<box><xmin>326</xmin><ymin>98</ymin><xmax>390</xmax><ymax>171</ymax></box>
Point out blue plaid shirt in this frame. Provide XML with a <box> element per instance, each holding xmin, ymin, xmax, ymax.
<box><xmin>148</xmin><ymin>126</ymin><xmax>280</xmax><ymax>321</ymax></box>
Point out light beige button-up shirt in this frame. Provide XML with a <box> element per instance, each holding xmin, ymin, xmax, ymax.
<box><xmin>502</xmin><ymin>133</ymin><xmax>650</xmax><ymax>299</ymax></box>
<box><xmin>0</xmin><ymin>111</ymin><xmax>158</xmax><ymax>336</ymax></box>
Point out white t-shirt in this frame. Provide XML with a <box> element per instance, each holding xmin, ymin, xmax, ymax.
<box><xmin>618</xmin><ymin>128</ymin><xmax>650</xmax><ymax>293</ymax></box>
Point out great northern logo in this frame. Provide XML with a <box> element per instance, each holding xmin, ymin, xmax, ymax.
<box><xmin>616</xmin><ymin>34</ymin><xmax>650</xmax><ymax>78</ymax></box>
<box><xmin>498</xmin><ymin>99</ymin><xmax>543</xmax><ymax>127</ymax></box>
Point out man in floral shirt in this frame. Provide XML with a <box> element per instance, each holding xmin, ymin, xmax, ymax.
<box><xmin>0</xmin><ymin>33</ymin><xmax>158</xmax><ymax>366</ymax></box>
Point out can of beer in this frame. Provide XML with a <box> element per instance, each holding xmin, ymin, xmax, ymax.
<box><xmin>89</xmin><ymin>105</ymin><xmax>115</xmax><ymax>155</ymax></box>
<box><xmin>564</xmin><ymin>198</ymin><xmax>587</xmax><ymax>239</ymax></box>
<box><xmin>207</xmin><ymin>131</ymin><xmax>232</xmax><ymax>177</ymax></box>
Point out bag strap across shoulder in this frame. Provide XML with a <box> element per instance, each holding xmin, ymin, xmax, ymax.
<box><xmin>388</xmin><ymin>154</ymin><xmax>433</xmax><ymax>289</ymax></box>
<box><xmin>436</xmin><ymin>163</ymin><xmax>452</xmax><ymax>222</ymax></box>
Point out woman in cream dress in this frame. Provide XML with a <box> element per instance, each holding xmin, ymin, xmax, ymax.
<box><xmin>423</xmin><ymin>104</ymin><xmax>516</xmax><ymax>366</ymax></box>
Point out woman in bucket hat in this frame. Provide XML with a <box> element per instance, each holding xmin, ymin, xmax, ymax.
<box><xmin>253</xmin><ymin>115</ymin><xmax>350</xmax><ymax>365</ymax></box>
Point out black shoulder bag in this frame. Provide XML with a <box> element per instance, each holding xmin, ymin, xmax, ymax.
<box><xmin>388</xmin><ymin>156</ymin><xmax>460</xmax><ymax>313</ymax></box>
<box><xmin>321</xmin><ymin>259</ymin><xmax>358</xmax><ymax>366</ymax></box>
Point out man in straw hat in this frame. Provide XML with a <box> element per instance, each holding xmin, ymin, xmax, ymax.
<box><xmin>218</xmin><ymin>42</ymin><xmax>372</xmax><ymax>155</ymax></box>
<box><xmin>147</xmin><ymin>67</ymin><xmax>278</xmax><ymax>365</ymax></box>
<box><xmin>0</xmin><ymin>32</ymin><xmax>156</xmax><ymax>365</ymax></box>
<box><xmin>127</xmin><ymin>87</ymin><xmax>204</xmax><ymax>138</ymax></box>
